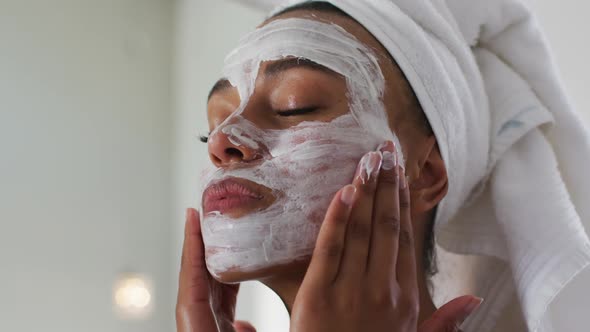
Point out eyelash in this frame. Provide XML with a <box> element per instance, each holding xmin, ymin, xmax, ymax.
<box><xmin>200</xmin><ymin>133</ymin><xmax>210</xmax><ymax>143</ymax></box>
<box><xmin>200</xmin><ymin>108</ymin><xmax>318</xmax><ymax>144</ymax></box>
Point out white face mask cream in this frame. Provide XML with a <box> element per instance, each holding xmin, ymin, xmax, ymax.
<box><xmin>198</xmin><ymin>18</ymin><xmax>404</xmax><ymax>279</ymax></box>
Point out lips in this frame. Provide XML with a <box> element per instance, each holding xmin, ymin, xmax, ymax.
<box><xmin>202</xmin><ymin>178</ymin><xmax>267</xmax><ymax>215</ymax></box>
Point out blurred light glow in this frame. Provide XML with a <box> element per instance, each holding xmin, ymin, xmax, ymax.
<box><xmin>113</xmin><ymin>274</ymin><xmax>153</xmax><ymax>319</ymax></box>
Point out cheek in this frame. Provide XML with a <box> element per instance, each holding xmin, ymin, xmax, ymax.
<box><xmin>267</xmin><ymin>116</ymin><xmax>374</xmax><ymax>215</ymax></box>
<box><xmin>270</xmin><ymin>117</ymin><xmax>369</xmax><ymax>171</ymax></box>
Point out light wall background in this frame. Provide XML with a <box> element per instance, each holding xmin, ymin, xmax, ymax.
<box><xmin>1</xmin><ymin>0</ymin><xmax>589</xmax><ymax>331</ymax></box>
<box><xmin>0</xmin><ymin>0</ymin><xmax>174</xmax><ymax>331</ymax></box>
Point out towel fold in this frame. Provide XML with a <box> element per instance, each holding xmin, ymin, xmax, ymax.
<box><xmin>233</xmin><ymin>0</ymin><xmax>590</xmax><ymax>330</ymax></box>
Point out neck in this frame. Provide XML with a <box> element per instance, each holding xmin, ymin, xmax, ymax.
<box><xmin>260</xmin><ymin>263</ymin><xmax>437</xmax><ymax>323</ymax></box>
<box><xmin>416</xmin><ymin>271</ymin><xmax>438</xmax><ymax>323</ymax></box>
<box><xmin>259</xmin><ymin>261</ymin><xmax>308</xmax><ymax>314</ymax></box>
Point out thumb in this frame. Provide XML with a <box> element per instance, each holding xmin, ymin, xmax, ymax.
<box><xmin>418</xmin><ymin>295</ymin><xmax>483</xmax><ymax>332</ymax></box>
<box><xmin>234</xmin><ymin>320</ymin><xmax>257</xmax><ymax>332</ymax></box>
<box><xmin>178</xmin><ymin>208</ymin><xmax>211</xmax><ymax>305</ymax></box>
<box><xmin>176</xmin><ymin>208</ymin><xmax>218</xmax><ymax>332</ymax></box>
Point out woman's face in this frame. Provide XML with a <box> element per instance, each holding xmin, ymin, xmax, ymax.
<box><xmin>201</xmin><ymin>10</ymin><xmax>423</xmax><ymax>283</ymax></box>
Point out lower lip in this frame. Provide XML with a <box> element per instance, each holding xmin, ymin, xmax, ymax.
<box><xmin>204</xmin><ymin>195</ymin><xmax>262</xmax><ymax>215</ymax></box>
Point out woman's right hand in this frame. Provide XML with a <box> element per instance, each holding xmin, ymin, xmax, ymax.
<box><xmin>176</xmin><ymin>208</ymin><xmax>256</xmax><ymax>332</ymax></box>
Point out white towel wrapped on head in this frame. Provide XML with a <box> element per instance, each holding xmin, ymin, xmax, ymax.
<box><xmin>234</xmin><ymin>0</ymin><xmax>590</xmax><ymax>330</ymax></box>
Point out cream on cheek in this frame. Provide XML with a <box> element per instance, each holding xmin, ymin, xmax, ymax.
<box><xmin>197</xmin><ymin>18</ymin><xmax>404</xmax><ymax>278</ymax></box>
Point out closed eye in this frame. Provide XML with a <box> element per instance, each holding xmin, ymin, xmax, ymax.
<box><xmin>276</xmin><ymin>107</ymin><xmax>318</xmax><ymax>117</ymax></box>
<box><xmin>201</xmin><ymin>107</ymin><xmax>319</xmax><ymax>143</ymax></box>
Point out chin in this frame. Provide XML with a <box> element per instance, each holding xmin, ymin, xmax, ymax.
<box><xmin>207</xmin><ymin>257</ymin><xmax>311</xmax><ymax>284</ymax></box>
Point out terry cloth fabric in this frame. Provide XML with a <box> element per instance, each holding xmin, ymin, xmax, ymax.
<box><xmin>233</xmin><ymin>0</ymin><xmax>590</xmax><ymax>331</ymax></box>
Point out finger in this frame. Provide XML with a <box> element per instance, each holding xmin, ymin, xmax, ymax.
<box><xmin>178</xmin><ymin>208</ymin><xmax>210</xmax><ymax>305</ymax></box>
<box><xmin>304</xmin><ymin>185</ymin><xmax>356</xmax><ymax>288</ymax></box>
<box><xmin>176</xmin><ymin>208</ymin><xmax>218</xmax><ymax>332</ymax></box>
<box><xmin>234</xmin><ymin>320</ymin><xmax>257</xmax><ymax>332</ymax></box>
<box><xmin>418</xmin><ymin>295</ymin><xmax>483</xmax><ymax>332</ymax></box>
<box><xmin>216</xmin><ymin>283</ymin><xmax>240</xmax><ymax>322</ymax></box>
<box><xmin>337</xmin><ymin>151</ymin><xmax>382</xmax><ymax>283</ymax></box>
<box><xmin>367</xmin><ymin>141</ymin><xmax>400</xmax><ymax>285</ymax></box>
<box><xmin>396</xmin><ymin>167</ymin><xmax>418</xmax><ymax>294</ymax></box>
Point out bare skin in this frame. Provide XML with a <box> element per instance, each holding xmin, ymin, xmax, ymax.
<box><xmin>176</xmin><ymin>8</ymin><xmax>482</xmax><ymax>332</ymax></box>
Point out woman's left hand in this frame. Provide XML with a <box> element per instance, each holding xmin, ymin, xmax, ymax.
<box><xmin>290</xmin><ymin>141</ymin><xmax>481</xmax><ymax>332</ymax></box>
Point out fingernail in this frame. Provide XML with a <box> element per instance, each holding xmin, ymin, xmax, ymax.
<box><xmin>356</xmin><ymin>152</ymin><xmax>382</xmax><ymax>183</ymax></box>
<box><xmin>185</xmin><ymin>208</ymin><xmax>191</xmax><ymax>220</ymax></box>
<box><xmin>340</xmin><ymin>185</ymin><xmax>357</xmax><ymax>206</ymax></box>
<box><xmin>354</xmin><ymin>153</ymin><xmax>370</xmax><ymax>181</ymax></box>
<box><xmin>379</xmin><ymin>141</ymin><xmax>397</xmax><ymax>171</ymax></box>
<box><xmin>461</xmin><ymin>297</ymin><xmax>483</xmax><ymax>323</ymax></box>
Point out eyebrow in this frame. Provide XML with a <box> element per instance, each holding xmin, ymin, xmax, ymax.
<box><xmin>207</xmin><ymin>58</ymin><xmax>338</xmax><ymax>101</ymax></box>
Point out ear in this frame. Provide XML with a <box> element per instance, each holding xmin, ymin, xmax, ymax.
<box><xmin>409</xmin><ymin>136</ymin><xmax>448</xmax><ymax>213</ymax></box>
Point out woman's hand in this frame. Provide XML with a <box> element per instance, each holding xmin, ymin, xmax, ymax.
<box><xmin>290</xmin><ymin>141</ymin><xmax>482</xmax><ymax>332</ymax></box>
<box><xmin>176</xmin><ymin>208</ymin><xmax>256</xmax><ymax>332</ymax></box>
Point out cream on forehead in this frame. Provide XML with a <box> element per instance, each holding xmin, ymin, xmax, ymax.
<box><xmin>216</xmin><ymin>18</ymin><xmax>396</xmax><ymax>143</ymax></box>
<box><xmin>199</xmin><ymin>18</ymin><xmax>404</xmax><ymax>277</ymax></box>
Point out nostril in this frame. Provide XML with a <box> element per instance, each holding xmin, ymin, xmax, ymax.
<box><xmin>225</xmin><ymin>147</ymin><xmax>244</xmax><ymax>159</ymax></box>
<box><xmin>212</xmin><ymin>155</ymin><xmax>222</xmax><ymax>165</ymax></box>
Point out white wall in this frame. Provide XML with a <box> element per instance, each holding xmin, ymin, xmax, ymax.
<box><xmin>522</xmin><ymin>0</ymin><xmax>590</xmax><ymax>124</ymax></box>
<box><xmin>0</xmin><ymin>1</ymin><xmax>174</xmax><ymax>331</ymax></box>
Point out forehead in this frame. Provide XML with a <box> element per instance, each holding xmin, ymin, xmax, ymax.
<box><xmin>220</xmin><ymin>17</ymin><xmax>380</xmax><ymax>107</ymax></box>
<box><xmin>263</xmin><ymin>8</ymin><xmax>393</xmax><ymax>68</ymax></box>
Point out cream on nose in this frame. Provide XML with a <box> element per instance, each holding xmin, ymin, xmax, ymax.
<box><xmin>208</xmin><ymin>120</ymin><xmax>263</xmax><ymax>167</ymax></box>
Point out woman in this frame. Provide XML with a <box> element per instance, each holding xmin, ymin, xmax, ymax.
<box><xmin>177</xmin><ymin>1</ymin><xmax>590</xmax><ymax>331</ymax></box>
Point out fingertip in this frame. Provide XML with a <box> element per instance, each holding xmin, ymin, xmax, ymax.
<box><xmin>340</xmin><ymin>184</ymin><xmax>357</xmax><ymax>206</ymax></box>
<box><xmin>234</xmin><ymin>321</ymin><xmax>256</xmax><ymax>332</ymax></box>
<box><xmin>185</xmin><ymin>208</ymin><xmax>196</xmax><ymax>222</ymax></box>
<box><xmin>379</xmin><ymin>141</ymin><xmax>397</xmax><ymax>171</ymax></box>
<box><xmin>449</xmin><ymin>295</ymin><xmax>484</xmax><ymax>326</ymax></box>
<box><xmin>184</xmin><ymin>208</ymin><xmax>201</xmax><ymax>236</ymax></box>
<box><xmin>463</xmin><ymin>296</ymin><xmax>483</xmax><ymax>316</ymax></box>
<box><xmin>323</xmin><ymin>185</ymin><xmax>355</xmax><ymax>228</ymax></box>
<box><xmin>398</xmin><ymin>166</ymin><xmax>407</xmax><ymax>189</ymax></box>
<box><xmin>355</xmin><ymin>151</ymin><xmax>382</xmax><ymax>185</ymax></box>
<box><xmin>183</xmin><ymin>209</ymin><xmax>191</xmax><ymax>236</ymax></box>
<box><xmin>188</xmin><ymin>208</ymin><xmax>201</xmax><ymax>221</ymax></box>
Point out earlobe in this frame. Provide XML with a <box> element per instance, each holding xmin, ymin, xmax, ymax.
<box><xmin>409</xmin><ymin>137</ymin><xmax>448</xmax><ymax>213</ymax></box>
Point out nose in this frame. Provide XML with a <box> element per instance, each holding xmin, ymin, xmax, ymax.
<box><xmin>208</xmin><ymin>129</ymin><xmax>261</xmax><ymax>167</ymax></box>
